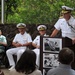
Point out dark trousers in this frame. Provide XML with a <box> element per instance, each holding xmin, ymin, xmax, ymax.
<box><xmin>62</xmin><ymin>37</ymin><xmax>75</xmax><ymax>70</ymax></box>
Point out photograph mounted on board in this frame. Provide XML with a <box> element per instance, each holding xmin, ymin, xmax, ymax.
<box><xmin>43</xmin><ymin>53</ymin><xmax>59</xmax><ymax>68</ymax></box>
<box><xmin>43</xmin><ymin>38</ymin><xmax>62</xmax><ymax>52</ymax></box>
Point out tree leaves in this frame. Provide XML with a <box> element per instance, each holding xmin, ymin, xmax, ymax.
<box><xmin>0</xmin><ymin>0</ymin><xmax>75</xmax><ymax>24</ymax></box>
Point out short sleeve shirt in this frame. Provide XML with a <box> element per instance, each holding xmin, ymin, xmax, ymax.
<box><xmin>0</xmin><ymin>35</ymin><xmax>7</xmax><ymax>44</ymax></box>
<box><xmin>32</xmin><ymin>36</ymin><xmax>40</xmax><ymax>46</ymax></box>
<box><xmin>32</xmin><ymin>34</ymin><xmax>47</xmax><ymax>46</ymax></box>
<box><xmin>13</xmin><ymin>32</ymin><xmax>32</xmax><ymax>45</ymax></box>
<box><xmin>54</xmin><ymin>16</ymin><xmax>75</xmax><ymax>39</ymax></box>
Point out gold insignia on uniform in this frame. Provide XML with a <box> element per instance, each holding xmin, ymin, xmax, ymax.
<box><xmin>17</xmin><ymin>25</ymin><xmax>25</xmax><ymax>28</ymax></box>
<box><xmin>39</xmin><ymin>26</ymin><xmax>45</xmax><ymax>31</ymax></box>
<box><xmin>61</xmin><ymin>10</ymin><xmax>70</xmax><ymax>14</ymax></box>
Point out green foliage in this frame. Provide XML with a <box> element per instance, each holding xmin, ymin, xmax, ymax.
<box><xmin>1</xmin><ymin>0</ymin><xmax>75</xmax><ymax>24</ymax></box>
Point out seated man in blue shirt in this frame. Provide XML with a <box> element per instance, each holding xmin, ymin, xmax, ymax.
<box><xmin>47</xmin><ymin>47</ymin><xmax>75</xmax><ymax>75</ymax></box>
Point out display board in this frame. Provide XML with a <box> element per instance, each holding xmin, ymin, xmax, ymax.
<box><xmin>40</xmin><ymin>36</ymin><xmax>62</xmax><ymax>75</ymax></box>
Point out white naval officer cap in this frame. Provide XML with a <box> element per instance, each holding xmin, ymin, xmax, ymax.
<box><xmin>62</xmin><ymin>6</ymin><xmax>74</xmax><ymax>11</ymax></box>
<box><xmin>17</xmin><ymin>23</ymin><xmax>26</xmax><ymax>28</ymax></box>
<box><xmin>37</xmin><ymin>25</ymin><xmax>47</xmax><ymax>31</ymax></box>
<box><xmin>61</xmin><ymin>6</ymin><xmax>74</xmax><ymax>14</ymax></box>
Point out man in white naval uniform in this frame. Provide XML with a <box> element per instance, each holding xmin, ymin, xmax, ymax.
<box><xmin>32</xmin><ymin>25</ymin><xmax>47</xmax><ymax>68</ymax></box>
<box><xmin>50</xmin><ymin>6</ymin><xmax>75</xmax><ymax>42</ymax></box>
<box><xmin>6</xmin><ymin>23</ymin><xmax>32</xmax><ymax>70</ymax></box>
<box><xmin>50</xmin><ymin>6</ymin><xmax>75</xmax><ymax>69</ymax></box>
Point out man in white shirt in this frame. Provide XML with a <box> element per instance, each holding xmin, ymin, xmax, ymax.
<box><xmin>50</xmin><ymin>6</ymin><xmax>75</xmax><ymax>42</ymax></box>
<box><xmin>32</xmin><ymin>25</ymin><xmax>47</xmax><ymax>68</ymax></box>
<box><xmin>6</xmin><ymin>23</ymin><xmax>32</xmax><ymax>70</ymax></box>
<box><xmin>50</xmin><ymin>6</ymin><xmax>75</xmax><ymax>69</ymax></box>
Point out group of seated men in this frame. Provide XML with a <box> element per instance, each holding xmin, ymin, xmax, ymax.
<box><xmin>0</xmin><ymin>23</ymin><xmax>47</xmax><ymax>71</ymax></box>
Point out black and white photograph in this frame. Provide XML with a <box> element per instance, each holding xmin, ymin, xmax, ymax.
<box><xmin>43</xmin><ymin>53</ymin><xmax>59</xmax><ymax>68</ymax></box>
<box><xmin>43</xmin><ymin>38</ymin><xmax>62</xmax><ymax>52</ymax></box>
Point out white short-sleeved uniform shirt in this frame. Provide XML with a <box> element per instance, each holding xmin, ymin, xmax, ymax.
<box><xmin>54</xmin><ymin>16</ymin><xmax>75</xmax><ymax>39</ymax></box>
<box><xmin>33</xmin><ymin>36</ymin><xmax>40</xmax><ymax>47</ymax></box>
<box><xmin>32</xmin><ymin>34</ymin><xmax>47</xmax><ymax>47</ymax></box>
<box><xmin>13</xmin><ymin>32</ymin><xmax>32</xmax><ymax>46</ymax></box>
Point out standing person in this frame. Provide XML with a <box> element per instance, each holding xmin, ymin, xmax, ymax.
<box><xmin>50</xmin><ymin>6</ymin><xmax>75</xmax><ymax>69</ymax></box>
<box><xmin>50</xmin><ymin>5</ymin><xmax>75</xmax><ymax>42</ymax></box>
<box><xmin>0</xmin><ymin>30</ymin><xmax>7</xmax><ymax>52</ymax></box>
<box><xmin>6</xmin><ymin>23</ymin><xmax>32</xmax><ymax>70</ymax></box>
<box><xmin>10</xmin><ymin>49</ymin><xmax>42</xmax><ymax>75</ymax></box>
<box><xmin>32</xmin><ymin>25</ymin><xmax>47</xmax><ymax>68</ymax></box>
<box><xmin>47</xmin><ymin>47</ymin><xmax>75</xmax><ymax>75</ymax></box>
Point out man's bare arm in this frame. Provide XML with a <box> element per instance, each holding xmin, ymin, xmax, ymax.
<box><xmin>50</xmin><ymin>29</ymin><xmax>59</xmax><ymax>37</ymax></box>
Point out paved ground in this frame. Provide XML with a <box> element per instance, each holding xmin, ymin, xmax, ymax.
<box><xmin>1</xmin><ymin>68</ymin><xmax>10</xmax><ymax>75</ymax></box>
<box><xmin>0</xmin><ymin>65</ymin><xmax>11</xmax><ymax>75</ymax></box>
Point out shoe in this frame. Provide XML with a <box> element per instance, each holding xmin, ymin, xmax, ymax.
<box><xmin>8</xmin><ymin>66</ymin><xmax>15</xmax><ymax>71</ymax></box>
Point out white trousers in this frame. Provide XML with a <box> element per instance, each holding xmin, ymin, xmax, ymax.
<box><xmin>33</xmin><ymin>48</ymin><xmax>40</xmax><ymax>67</ymax></box>
<box><xmin>6</xmin><ymin>47</ymin><xmax>26</xmax><ymax>66</ymax></box>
